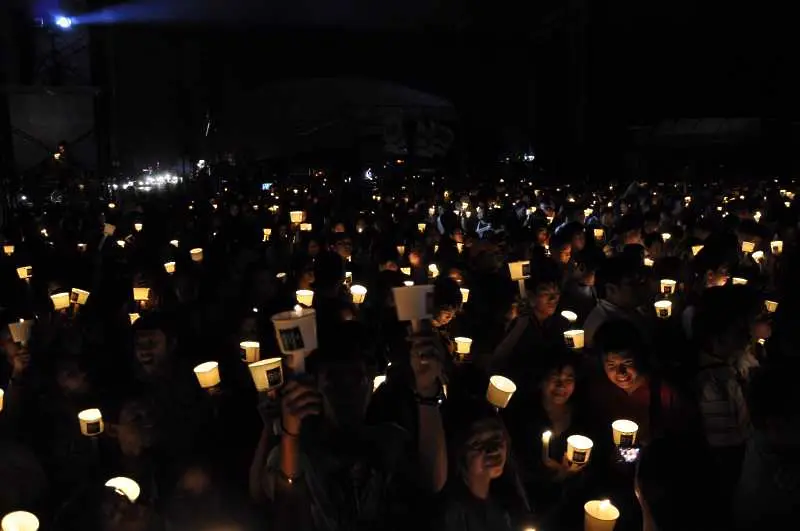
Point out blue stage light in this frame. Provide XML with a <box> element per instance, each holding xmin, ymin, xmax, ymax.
<box><xmin>54</xmin><ymin>16</ymin><xmax>73</xmax><ymax>29</ymax></box>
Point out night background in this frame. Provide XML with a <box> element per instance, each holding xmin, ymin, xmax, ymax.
<box><xmin>0</xmin><ymin>0</ymin><xmax>795</xmax><ymax>183</ymax></box>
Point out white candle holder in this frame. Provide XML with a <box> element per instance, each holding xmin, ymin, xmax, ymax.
<box><xmin>248</xmin><ymin>357</ymin><xmax>284</xmax><ymax>391</ymax></box>
<box><xmin>584</xmin><ymin>500</ymin><xmax>620</xmax><ymax>531</ymax></box>
<box><xmin>486</xmin><ymin>375</ymin><xmax>516</xmax><ymax>409</ymax></box>
<box><xmin>271</xmin><ymin>307</ymin><xmax>318</xmax><ymax>358</ymax></box>
<box><xmin>454</xmin><ymin>337</ymin><xmax>472</xmax><ymax>356</ymax></box>
<box><xmin>170</xmin><ymin>239</ymin><xmax>180</xmax><ymax>248</ymax></box>
<box><xmin>392</xmin><ymin>285</ymin><xmax>434</xmax><ymax>331</ymax></box>
<box><xmin>78</xmin><ymin>408</ymin><xmax>104</xmax><ymax>436</ymax></box>
<box><xmin>741</xmin><ymin>241</ymin><xmax>755</xmax><ymax>254</ymax></box>
<box><xmin>300</xmin><ymin>223</ymin><xmax>312</xmax><ymax>232</ymax></box>
<box><xmin>417</xmin><ymin>223</ymin><xmax>426</xmax><ymax>233</ymax></box>
<box><xmin>397</xmin><ymin>245</ymin><xmax>405</xmax><ymax>256</ymax></box>
<box><xmin>193</xmin><ymin>361</ymin><xmax>221</xmax><ymax>389</ymax></box>
<box><xmin>460</xmin><ymin>288</ymin><xmax>470</xmax><ymax>303</ymax></box>
<box><xmin>290</xmin><ymin>211</ymin><xmax>306</xmax><ymax>224</ymax></box>
<box><xmin>296</xmin><ymin>289</ymin><xmax>314</xmax><ymax>307</ymax></box>
<box><xmin>373</xmin><ymin>374</ymin><xmax>387</xmax><ymax>392</ymax></box>
<box><xmin>764</xmin><ymin>300</ymin><xmax>778</xmax><ymax>313</ymax></box>
<box><xmin>691</xmin><ymin>245</ymin><xmax>704</xmax><ymax>257</ymax></box>
<box><xmin>561</xmin><ymin>310</ymin><xmax>578</xmax><ymax>324</ymax></box>
<box><xmin>133</xmin><ymin>287</ymin><xmax>150</xmax><ymax>302</ymax></box>
<box><xmin>350</xmin><ymin>285</ymin><xmax>367</xmax><ymax>305</ymax></box>
<box><xmin>263</xmin><ymin>228</ymin><xmax>272</xmax><ymax>242</ymax></box>
<box><xmin>593</xmin><ymin>228</ymin><xmax>604</xmax><ymax>240</ymax></box>
<box><xmin>71</xmin><ymin>288</ymin><xmax>90</xmax><ymax>305</ymax></box>
<box><xmin>16</xmin><ymin>266</ymin><xmax>32</xmax><ymax>281</ymax></box>
<box><xmin>105</xmin><ymin>477</ymin><xmax>141</xmax><ymax>502</ymax></box>
<box><xmin>240</xmin><ymin>341</ymin><xmax>261</xmax><ymax>363</ymax></box>
<box><xmin>659</xmin><ymin>279</ymin><xmax>677</xmax><ymax>296</ymax></box>
<box><xmin>134</xmin><ymin>223</ymin><xmax>143</xmax><ymax>232</ymax></box>
<box><xmin>611</xmin><ymin>419</ymin><xmax>639</xmax><ymax>447</ymax></box>
<box><xmin>190</xmin><ymin>248</ymin><xmax>204</xmax><ymax>262</ymax></box>
<box><xmin>1</xmin><ymin>511</ymin><xmax>40</xmax><ymax>531</ymax></box>
<box><xmin>564</xmin><ymin>329</ymin><xmax>585</xmax><ymax>349</ymax></box>
<box><xmin>732</xmin><ymin>277</ymin><xmax>748</xmax><ymax>286</ymax></box>
<box><xmin>8</xmin><ymin>319</ymin><xmax>34</xmax><ymax>345</ymax></box>
<box><xmin>77</xmin><ymin>243</ymin><xmax>88</xmax><ymax>252</ymax></box>
<box><xmin>3</xmin><ymin>244</ymin><xmax>14</xmax><ymax>256</ymax></box>
<box><xmin>654</xmin><ymin>300</ymin><xmax>672</xmax><ymax>319</ymax></box>
<box><xmin>770</xmin><ymin>240</ymin><xmax>783</xmax><ymax>255</ymax></box>
<box><xmin>566</xmin><ymin>434</ymin><xmax>593</xmax><ymax>466</ymax></box>
<box><xmin>50</xmin><ymin>292</ymin><xmax>70</xmax><ymax>311</ymax></box>
<box><xmin>129</xmin><ymin>313</ymin><xmax>141</xmax><ymax>325</ymax></box>
<box><xmin>164</xmin><ymin>261</ymin><xmax>176</xmax><ymax>274</ymax></box>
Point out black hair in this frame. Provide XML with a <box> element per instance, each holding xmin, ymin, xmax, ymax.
<box><xmin>593</xmin><ymin>319</ymin><xmax>649</xmax><ymax>372</ymax></box>
<box><xmin>523</xmin><ymin>258</ymin><xmax>561</xmax><ymax>293</ymax></box>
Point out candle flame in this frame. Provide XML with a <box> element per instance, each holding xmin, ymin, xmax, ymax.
<box><xmin>294</xmin><ymin>304</ymin><xmax>302</xmax><ymax>315</ymax></box>
<box><xmin>542</xmin><ymin>430</ymin><xmax>552</xmax><ymax>440</ymax></box>
<box><xmin>599</xmin><ymin>500</ymin><xmax>611</xmax><ymax>510</ymax></box>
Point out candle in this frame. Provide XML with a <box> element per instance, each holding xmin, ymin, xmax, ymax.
<box><xmin>248</xmin><ymin>357</ymin><xmax>284</xmax><ymax>391</ymax></box>
<box><xmin>3</xmin><ymin>244</ymin><xmax>14</xmax><ymax>256</ymax></box>
<box><xmin>350</xmin><ymin>284</ymin><xmax>367</xmax><ymax>305</ymax></box>
<box><xmin>401</xmin><ymin>267</ymin><xmax>411</xmax><ymax>276</ymax></box>
<box><xmin>741</xmin><ymin>241</ymin><xmax>755</xmax><ymax>254</ymax></box>
<box><xmin>434</xmin><ymin>244</ymin><xmax>439</xmax><ymax>254</ymax></box>
<box><xmin>566</xmin><ymin>434</ymin><xmax>594</xmax><ymax>466</ymax></box>
<box><xmin>296</xmin><ymin>289</ymin><xmax>314</xmax><ymax>307</ymax></box>
<box><xmin>77</xmin><ymin>243</ymin><xmax>88</xmax><ymax>252</ymax></box>
<box><xmin>654</xmin><ymin>300</ymin><xmax>672</xmax><ymax>319</ymax></box>
<box><xmin>508</xmin><ymin>261</ymin><xmax>531</xmax><ymax>281</ymax></box>
<box><xmin>593</xmin><ymin>228</ymin><xmax>604</xmax><ymax>240</ymax></box>
<box><xmin>108</xmin><ymin>202</ymin><xmax>116</xmax><ymax>209</ymax></box>
<box><xmin>300</xmin><ymin>222</ymin><xmax>312</xmax><ymax>232</ymax></box>
<box><xmin>373</xmin><ymin>374</ymin><xmax>387</xmax><ymax>392</ymax></box>
<box><xmin>770</xmin><ymin>240</ymin><xmax>783</xmax><ymax>255</ymax></box>
<box><xmin>611</xmin><ymin>419</ymin><xmax>639</xmax><ymax>447</ymax></box>
<box><xmin>116</xmin><ymin>240</ymin><xmax>126</xmax><ymax>248</ymax></box>
<box><xmin>561</xmin><ymin>310</ymin><xmax>578</xmax><ymax>324</ymax></box>
<box><xmin>456</xmin><ymin>242</ymin><xmax>464</xmax><ymax>254</ymax></box>
<box><xmin>263</xmin><ymin>228</ymin><xmax>272</xmax><ymax>241</ymax></box>
<box><xmin>271</xmin><ymin>308</ymin><xmax>318</xmax><ymax>358</ymax></box>
<box><xmin>659</xmin><ymin>279</ymin><xmax>677</xmax><ymax>296</ymax></box>
<box><xmin>193</xmin><ymin>361</ymin><xmax>221</xmax><ymax>389</ymax></box>
<box><xmin>397</xmin><ymin>245</ymin><xmax>405</xmax><ymax>256</ymax></box>
<box><xmin>584</xmin><ymin>500</ymin><xmax>620</xmax><ymax>531</ymax></box>
<box><xmin>428</xmin><ymin>264</ymin><xmax>439</xmax><ymax>278</ymax></box>
<box><xmin>1</xmin><ymin>511</ymin><xmax>39</xmax><ymax>531</ymax></box>
<box><xmin>644</xmin><ymin>257</ymin><xmax>655</xmax><ymax>267</ymax></box>
<box><xmin>240</xmin><ymin>341</ymin><xmax>261</xmax><ymax>363</ymax></box>
<box><xmin>486</xmin><ymin>375</ymin><xmax>517</xmax><ymax>409</ymax></box>
<box><xmin>764</xmin><ymin>300</ymin><xmax>778</xmax><ymax>313</ymax></box>
<box><xmin>661</xmin><ymin>232</ymin><xmax>671</xmax><ymax>242</ymax></box>
<box><xmin>584</xmin><ymin>208</ymin><xmax>593</xmax><ymax>217</ymax></box>
<box><xmin>78</xmin><ymin>408</ymin><xmax>104</xmax><ymax>436</ymax></box>
<box><xmin>293</xmin><ymin>304</ymin><xmax>303</xmax><ymax>318</ymax></box>
<box><xmin>691</xmin><ymin>244</ymin><xmax>704</xmax><ymax>256</ymax></box>
<box><xmin>751</xmin><ymin>250</ymin><xmax>765</xmax><ymax>263</ymax></box>
<box><xmin>417</xmin><ymin>223</ymin><xmax>426</xmax><ymax>233</ymax></box>
<box><xmin>105</xmin><ymin>477</ymin><xmax>141</xmax><ymax>502</ymax></box>
<box><xmin>50</xmin><ymin>292</ymin><xmax>70</xmax><ymax>311</ymax></box>
<box><xmin>563</xmin><ymin>329</ymin><xmax>585</xmax><ymax>349</ymax></box>
<box><xmin>8</xmin><ymin>319</ymin><xmax>33</xmax><ymax>345</ymax></box>
<box><xmin>289</xmin><ymin>211</ymin><xmax>305</xmax><ymax>224</ymax></box>
<box><xmin>732</xmin><ymin>277</ymin><xmax>748</xmax><ymax>286</ymax></box>
<box><xmin>542</xmin><ymin>430</ymin><xmax>552</xmax><ymax>461</ymax></box>
<box><xmin>404</xmin><ymin>280</ymin><xmax>414</xmax><ymax>287</ymax></box>
<box><xmin>190</xmin><ymin>248</ymin><xmax>203</xmax><ymax>262</ymax></box>
<box><xmin>133</xmin><ymin>287</ymin><xmax>150</xmax><ymax>302</ymax></box>
<box><xmin>134</xmin><ymin>222</ymin><xmax>143</xmax><ymax>232</ymax></box>
<box><xmin>129</xmin><ymin>313</ymin><xmax>141</xmax><ymax>325</ymax></box>
<box><xmin>454</xmin><ymin>337</ymin><xmax>472</xmax><ymax>355</ymax></box>
<box><xmin>460</xmin><ymin>288</ymin><xmax>470</xmax><ymax>303</ymax></box>
<box><xmin>71</xmin><ymin>288</ymin><xmax>90</xmax><ymax>305</ymax></box>
<box><xmin>170</xmin><ymin>239</ymin><xmax>180</xmax><ymax>248</ymax></box>
<box><xmin>164</xmin><ymin>261</ymin><xmax>176</xmax><ymax>274</ymax></box>
<box><xmin>16</xmin><ymin>266</ymin><xmax>32</xmax><ymax>280</ymax></box>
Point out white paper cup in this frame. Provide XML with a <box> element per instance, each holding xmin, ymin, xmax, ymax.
<box><xmin>1</xmin><ymin>511</ymin><xmax>40</xmax><ymax>531</ymax></box>
<box><xmin>691</xmin><ymin>245</ymin><xmax>704</xmax><ymax>256</ymax></box>
<box><xmin>134</xmin><ymin>223</ymin><xmax>143</xmax><ymax>232</ymax></box>
<box><xmin>271</xmin><ymin>307</ymin><xmax>318</xmax><ymax>355</ymax></box>
<box><xmin>240</xmin><ymin>341</ymin><xmax>261</xmax><ymax>363</ymax></box>
<box><xmin>771</xmin><ymin>240</ymin><xmax>783</xmax><ymax>255</ymax></box>
<box><xmin>654</xmin><ymin>300</ymin><xmax>672</xmax><ymax>319</ymax></box>
<box><xmin>350</xmin><ymin>284</ymin><xmax>367</xmax><ymax>304</ymax></box>
<box><xmin>248</xmin><ymin>357</ymin><xmax>284</xmax><ymax>391</ymax></box>
<box><xmin>133</xmin><ymin>287</ymin><xmax>150</xmax><ymax>302</ymax></box>
<box><xmin>289</xmin><ymin>211</ymin><xmax>305</xmax><ymax>224</ymax></box>
<box><xmin>611</xmin><ymin>419</ymin><xmax>639</xmax><ymax>446</ymax></box>
<box><xmin>392</xmin><ymin>285</ymin><xmax>435</xmax><ymax>322</ymax></box>
<box><xmin>644</xmin><ymin>258</ymin><xmax>654</xmax><ymax>267</ymax></box>
<box><xmin>751</xmin><ymin>250</ymin><xmax>765</xmax><ymax>263</ymax></box>
<box><xmin>190</xmin><ymin>248</ymin><xmax>203</xmax><ymax>262</ymax></box>
<box><xmin>300</xmin><ymin>223</ymin><xmax>312</xmax><ymax>232</ymax></box>
<box><xmin>401</xmin><ymin>267</ymin><xmax>411</xmax><ymax>276</ymax></box>
<box><xmin>486</xmin><ymin>375</ymin><xmax>516</xmax><ymax>408</ymax></box>
<box><xmin>508</xmin><ymin>260</ymin><xmax>531</xmax><ymax>281</ymax></box>
<box><xmin>403</xmin><ymin>280</ymin><xmax>414</xmax><ymax>287</ymax></box>
<box><xmin>417</xmin><ymin>223</ymin><xmax>426</xmax><ymax>233</ymax></box>
<box><xmin>129</xmin><ymin>313</ymin><xmax>141</xmax><ymax>325</ymax></box>
<box><xmin>193</xmin><ymin>361</ymin><xmax>221</xmax><ymax>389</ymax></box>
<box><xmin>660</xmin><ymin>279</ymin><xmax>677</xmax><ymax>296</ymax></box>
<box><xmin>566</xmin><ymin>434</ymin><xmax>594</xmax><ymax>465</ymax></box>
<box><xmin>732</xmin><ymin>277</ymin><xmax>748</xmax><ymax>286</ymax></box>
<box><xmin>77</xmin><ymin>243</ymin><xmax>88</xmax><ymax>252</ymax></box>
<box><xmin>564</xmin><ymin>329</ymin><xmax>585</xmax><ymax>349</ymax></box>
<box><xmin>373</xmin><ymin>374</ymin><xmax>387</xmax><ymax>392</ymax></box>
<box><xmin>3</xmin><ymin>245</ymin><xmax>14</xmax><ymax>256</ymax></box>
<box><xmin>661</xmin><ymin>232</ymin><xmax>671</xmax><ymax>242</ymax></box>
<box><xmin>593</xmin><ymin>228</ymin><xmax>604</xmax><ymax>240</ymax></box>
<box><xmin>460</xmin><ymin>288</ymin><xmax>470</xmax><ymax>303</ymax></box>
<box><xmin>428</xmin><ymin>264</ymin><xmax>439</xmax><ymax>278</ymax></box>
<box><xmin>164</xmin><ymin>261</ymin><xmax>176</xmax><ymax>274</ymax></box>
<box><xmin>765</xmin><ymin>300</ymin><xmax>778</xmax><ymax>313</ymax></box>
<box><xmin>741</xmin><ymin>241</ymin><xmax>755</xmax><ymax>254</ymax></box>
<box><xmin>116</xmin><ymin>240</ymin><xmax>126</xmax><ymax>248</ymax></box>
<box><xmin>584</xmin><ymin>500</ymin><xmax>620</xmax><ymax>531</ymax></box>
<box><xmin>105</xmin><ymin>477</ymin><xmax>141</xmax><ymax>502</ymax></box>
<box><xmin>8</xmin><ymin>319</ymin><xmax>33</xmax><ymax>344</ymax></box>
<box><xmin>561</xmin><ymin>310</ymin><xmax>578</xmax><ymax>324</ymax></box>
<box><xmin>70</xmin><ymin>288</ymin><xmax>90</xmax><ymax>305</ymax></box>
<box><xmin>456</xmin><ymin>242</ymin><xmax>464</xmax><ymax>254</ymax></box>
<box><xmin>454</xmin><ymin>337</ymin><xmax>473</xmax><ymax>355</ymax></box>
<box><xmin>170</xmin><ymin>239</ymin><xmax>180</xmax><ymax>248</ymax></box>
<box><xmin>263</xmin><ymin>228</ymin><xmax>272</xmax><ymax>241</ymax></box>
<box><xmin>78</xmin><ymin>408</ymin><xmax>104</xmax><ymax>436</ymax></box>
<box><xmin>16</xmin><ymin>266</ymin><xmax>32</xmax><ymax>280</ymax></box>
<box><xmin>49</xmin><ymin>292</ymin><xmax>70</xmax><ymax>311</ymax></box>
<box><xmin>397</xmin><ymin>245</ymin><xmax>405</xmax><ymax>256</ymax></box>
<box><xmin>296</xmin><ymin>289</ymin><xmax>314</xmax><ymax>307</ymax></box>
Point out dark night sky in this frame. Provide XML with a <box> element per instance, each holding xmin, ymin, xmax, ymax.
<box><xmin>15</xmin><ymin>0</ymin><xmax>794</xmax><ymax>172</ymax></box>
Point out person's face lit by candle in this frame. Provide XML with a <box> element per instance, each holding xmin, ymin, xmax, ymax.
<box><xmin>134</xmin><ymin>329</ymin><xmax>172</xmax><ymax>377</ymax></box>
<box><xmin>535</xmin><ymin>228</ymin><xmax>549</xmax><ymax>246</ymax></box>
<box><xmin>705</xmin><ymin>264</ymin><xmax>730</xmax><ymax>288</ymax></box>
<box><xmin>334</xmin><ymin>237</ymin><xmax>353</xmax><ymax>259</ymax></box>
<box><xmin>555</xmin><ymin>242</ymin><xmax>572</xmax><ymax>265</ymax></box>
<box><xmin>603</xmin><ymin>351</ymin><xmax>642</xmax><ymax>392</ymax></box>
<box><xmin>452</xmin><ymin>229</ymin><xmax>464</xmax><ymax>244</ymax></box>
<box><xmin>333</xmin><ymin>222</ymin><xmax>346</xmax><ymax>233</ymax></box>
<box><xmin>531</xmin><ymin>282</ymin><xmax>561</xmax><ymax>320</ymax></box>
<box><xmin>0</xmin><ymin>328</ymin><xmax>30</xmax><ymax>378</ymax></box>
<box><xmin>408</xmin><ymin>250</ymin><xmax>422</xmax><ymax>267</ymax></box>
<box><xmin>542</xmin><ymin>365</ymin><xmax>576</xmax><ymax>406</ymax></box>
<box><xmin>433</xmin><ymin>306</ymin><xmax>456</xmax><ymax>328</ymax></box>
<box><xmin>463</xmin><ymin>418</ymin><xmax>508</xmax><ymax>485</ymax></box>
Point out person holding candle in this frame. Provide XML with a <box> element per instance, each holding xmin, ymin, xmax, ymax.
<box><xmin>559</xmin><ymin>248</ymin><xmax>601</xmax><ymax>326</ymax></box>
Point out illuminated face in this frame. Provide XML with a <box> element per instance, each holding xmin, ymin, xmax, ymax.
<box><xmin>706</xmin><ymin>266</ymin><xmax>730</xmax><ymax>288</ymax></box>
<box><xmin>134</xmin><ymin>329</ymin><xmax>170</xmax><ymax>376</ymax></box>
<box><xmin>532</xmin><ymin>283</ymin><xmax>560</xmax><ymax>319</ymax></box>
<box><xmin>603</xmin><ymin>351</ymin><xmax>640</xmax><ymax>391</ymax></box>
<box><xmin>542</xmin><ymin>366</ymin><xmax>576</xmax><ymax>406</ymax></box>
<box><xmin>464</xmin><ymin>419</ymin><xmax>507</xmax><ymax>481</ymax></box>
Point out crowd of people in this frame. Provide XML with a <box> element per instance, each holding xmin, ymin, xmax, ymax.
<box><xmin>0</xmin><ymin>177</ymin><xmax>798</xmax><ymax>531</ymax></box>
